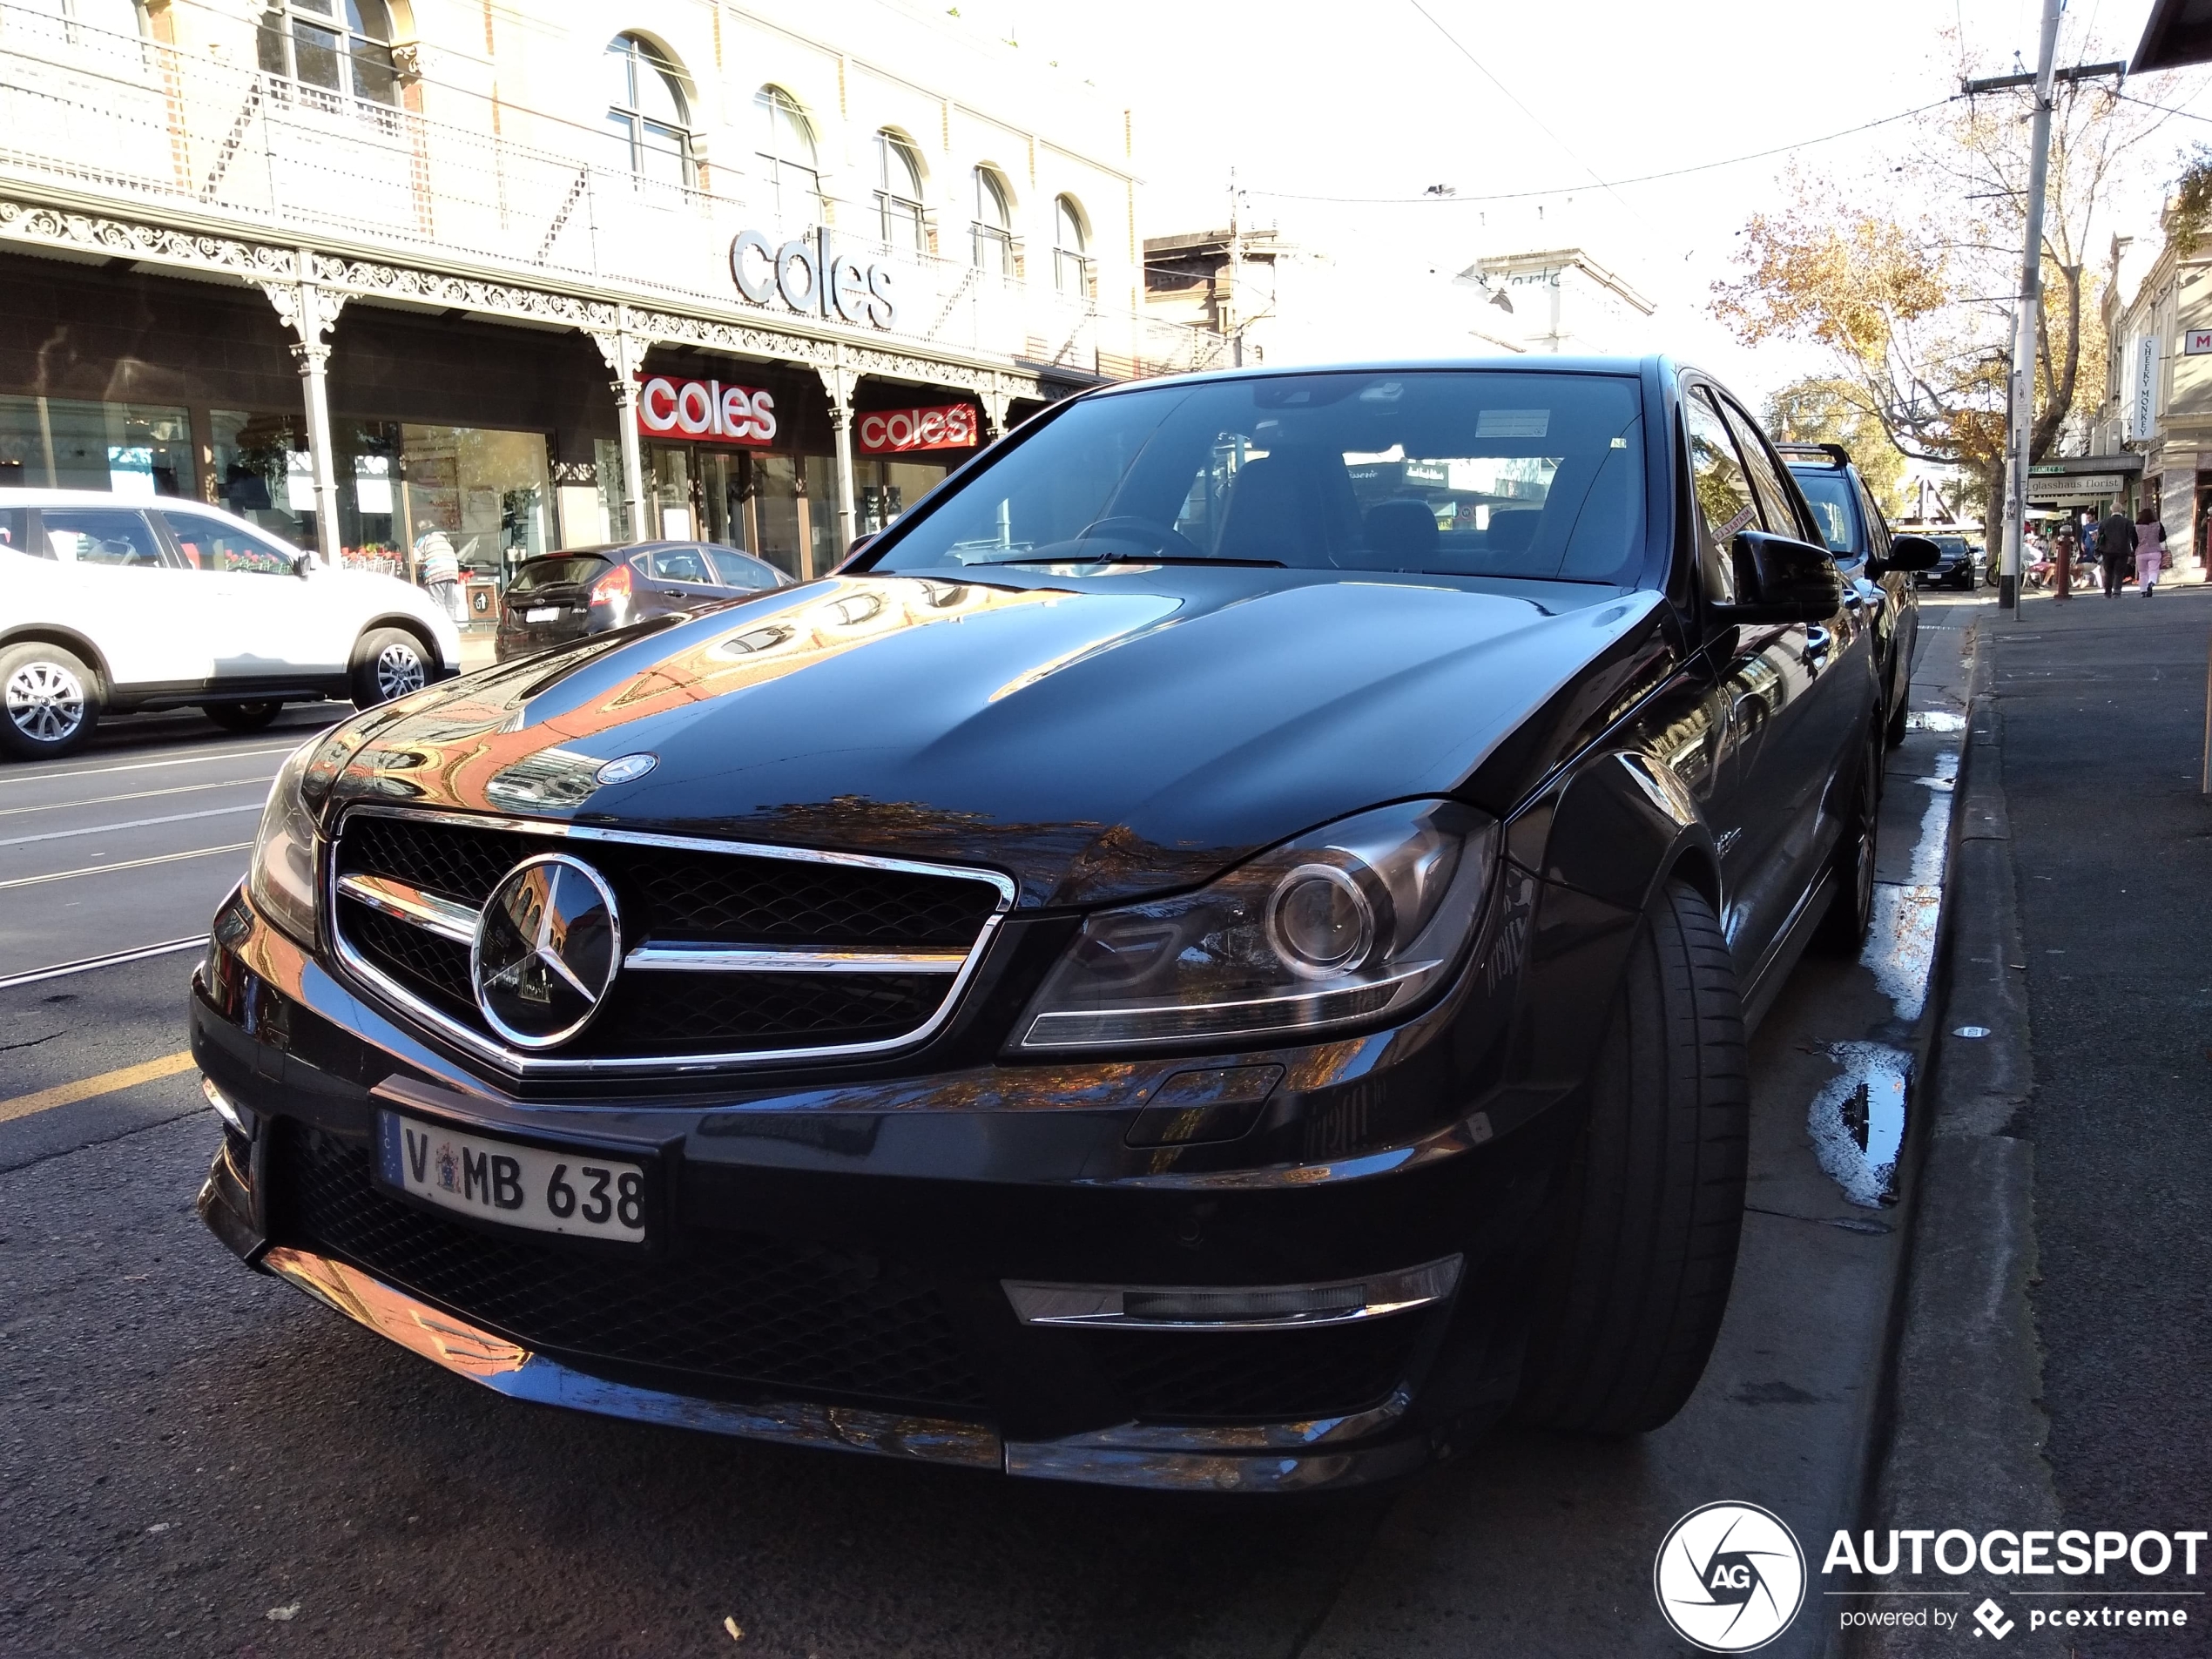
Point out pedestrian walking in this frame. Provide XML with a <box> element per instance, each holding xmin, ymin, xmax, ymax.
<box><xmin>414</xmin><ymin>529</ymin><xmax>462</xmax><ymax>621</ymax></box>
<box><xmin>2134</xmin><ymin>508</ymin><xmax>2167</xmax><ymax>597</ymax></box>
<box><xmin>2097</xmin><ymin>506</ymin><xmax>2136</xmax><ymax>597</ymax></box>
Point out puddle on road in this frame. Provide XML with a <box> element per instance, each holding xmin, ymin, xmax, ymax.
<box><xmin>1859</xmin><ymin>745</ymin><xmax>1959</xmax><ymax>1024</ymax></box>
<box><xmin>1807</xmin><ymin>732</ymin><xmax>1961</xmax><ymax>1206</ymax></box>
<box><xmin>1904</xmin><ymin>709</ymin><xmax>1968</xmax><ymax>733</ymax></box>
<box><xmin>1809</xmin><ymin>1042</ymin><xmax>1910</xmax><ymax>1208</ymax></box>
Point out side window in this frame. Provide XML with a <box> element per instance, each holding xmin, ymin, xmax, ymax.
<box><xmin>159</xmin><ymin>511</ymin><xmax>300</xmax><ymax>576</ymax></box>
<box><xmin>1683</xmin><ymin>391</ymin><xmax>1756</xmax><ymax>602</ymax></box>
<box><xmin>1716</xmin><ymin>399</ymin><xmax>1809</xmax><ymax>543</ymax></box>
<box><xmin>0</xmin><ymin>507</ymin><xmax>40</xmax><ymax>557</ymax></box>
<box><xmin>1855</xmin><ymin>480</ymin><xmax>1892</xmax><ymax>560</ymax></box>
<box><xmin>42</xmin><ymin>509</ymin><xmax>168</xmax><ymax>568</ymax></box>
<box><xmin>648</xmin><ymin>547</ymin><xmax>714</xmax><ymax>583</ymax></box>
<box><xmin>705</xmin><ymin>549</ymin><xmax>781</xmax><ymax>590</ymax></box>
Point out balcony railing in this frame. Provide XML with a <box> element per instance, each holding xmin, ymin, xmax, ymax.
<box><xmin>0</xmin><ymin>3</ymin><xmax>1227</xmax><ymax>380</ymax></box>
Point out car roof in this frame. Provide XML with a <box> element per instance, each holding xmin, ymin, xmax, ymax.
<box><xmin>0</xmin><ymin>487</ymin><xmax>304</xmax><ymax>543</ymax></box>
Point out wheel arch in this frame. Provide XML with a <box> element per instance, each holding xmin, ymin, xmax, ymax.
<box><xmin>352</xmin><ymin>613</ymin><xmax>441</xmax><ymax>671</ymax></box>
<box><xmin>0</xmin><ymin>624</ymin><xmax>116</xmax><ymax>695</ymax></box>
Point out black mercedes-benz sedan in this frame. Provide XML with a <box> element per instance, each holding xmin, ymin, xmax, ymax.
<box><xmin>193</xmin><ymin>359</ymin><xmax>1890</xmax><ymax>1494</ymax></box>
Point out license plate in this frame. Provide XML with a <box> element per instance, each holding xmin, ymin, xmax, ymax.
<box><xmin>524</xmin><ymin>606</ymin><xmax>560</xmax><ymax>623</ymax></box>
<box><xmin>376</xmin><ymin>1111</ymin><xmax>649</xmax><ymax>1243</ymax></box>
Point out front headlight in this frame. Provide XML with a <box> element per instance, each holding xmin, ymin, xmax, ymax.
<box><xmin>1015</xmin><ymin>800</ymin><xmax>1499</xmax><ymax>1052</ymax></box>
<box><xmin>245</xmin><ymin>737</ymin><xmax>322</xmax><ymax>947</ymax></box>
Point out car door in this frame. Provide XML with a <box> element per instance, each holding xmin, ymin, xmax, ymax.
<box><xmin>1857</xmin><ymin>475</ymin><xmax>1916</xmax><ymax>712</ymax></box>
<box><xmin>158</xmin><ymin>509</ymin><xmax>345</xmax><ymax>681</ymax></box>
<box><xmin>1716</xmin><ymin>395</ymin><xmax>1870</xmax><ymax>940</ymax></box>
<box><xmin>1679</xmin><ymin>388</ymin><xmax>1829</xmax><ymax>972</ymax></box>
<box><xmin>36</xmin><ymin>504</ymin><xmax>219</xmax><ymax>690</ymax></box>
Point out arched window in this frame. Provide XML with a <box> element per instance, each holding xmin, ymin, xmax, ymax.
<box><xmin>874</xmin><ymin>132</ymin><xmax>927</xmax><ymax>253</ymax></box>
<box><xmin>604</xmin><ymin>34</ymin><xmax>691</xmax><ymax>190</ymax></box>
<box><xmin>257</xmin><ymin>0</ymin><xmax>399</xmax><ymax>105</ymax></box>
<box><xmin>755</xmin><ymin>86</ymin><xmax>823</xmax><ymax>223</ymax></box>
<box><xmin>971</xmin><ymin>166</ymin><xmax>1014</xmax><ymax>277</ymax></box>
<box><xmin>1053</xmin><ymin>194</ymin><xmax>1091</xmax><ymax>297</ymax></box>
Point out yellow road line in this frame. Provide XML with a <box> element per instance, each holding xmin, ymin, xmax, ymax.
<box><xmin>0</xmin><ymin>1049</ymin><xmax>198</xmax><ymax>1124</ymax></box>
<box><xmin>0</xmin><ymin>842</ymin><xmax>253</xmax><ymax>891</ymax></box>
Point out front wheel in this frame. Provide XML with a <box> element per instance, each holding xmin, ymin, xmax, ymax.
<box><xmin>0</xmin><ymin>642</ymin><xmax>100</xmax><ymax>760</ymax></box>
<box><xmin>1515</xmin><ymin>881</ymin><xmax>1750</xmax><ymax>1435</ymax></box>
<box><xmin>350</xmin><ymin>628</ymin><xmax>430</xmax><ymax>710</ymax></box>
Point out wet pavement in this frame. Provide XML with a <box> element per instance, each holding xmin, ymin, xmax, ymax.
<box><xmin>0</xmin><ymin>597</ymin><xmax>1986</xmax><ymax>1658</ymax></box>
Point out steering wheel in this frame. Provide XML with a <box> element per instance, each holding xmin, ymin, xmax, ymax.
<box><xmin>1073</xmin><ymin>516</ymin><xmax>1209</xmax><ymax>562</ymax></box>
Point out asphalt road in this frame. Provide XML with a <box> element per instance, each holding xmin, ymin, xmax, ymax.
<box><xmin>0</xmin><ymin>703</ymin><xmax>341</xmax><ymax>985</ymax></box>
<box><xmin>0</xmin><ymin>603</ymin><xmax>1983</xmax><ymax>1659</ymax></box>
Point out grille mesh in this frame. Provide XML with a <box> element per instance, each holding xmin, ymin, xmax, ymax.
<box><xmin>275</xmin><ymin>1123</ymin><xmax>993</xmax><ymax>1410</ymax></box>
<box><xmin>330</xmin><ymin>813</ymin><xmax>1001</xmax><ymax>1060</ymax></box>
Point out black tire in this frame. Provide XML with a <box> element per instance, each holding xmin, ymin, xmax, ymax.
<box><xmin>1813</xmin><ymin>725</ymin><xmax>1881</xmax><ymax>954</ymax></box>
<box><xmin>1515</xmin><ymin>881</ymin><xmax>1750</xmax><ymax>1435</ymax></box>
<box><xmin>0</xmin><ymin>641</ymin><xmax>100</xmax><ymax>760</ymax></box>
<box><xmin>350</xmin><ymin>627</ymin><xmax>431</xmax><ymax>710</ymax></box>
<box><xmin>1885</xmin><ymin>687</ymin><xmax>1909</xmax><ymax>749</ymax></box>
<box><xmin>201</xmin><ymin>701</ymin><xmax>282</xmax><ymax>733</ymax></box>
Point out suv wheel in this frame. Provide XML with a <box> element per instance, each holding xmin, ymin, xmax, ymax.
<box><xmin>0</xmin><ymin>642</ymin><xmax>100</xmax><ymax>760</ymax></box>
<box><xmin>1515</xmin><ymin>880</ymin><xmax>1749</xmax><ymax>1434</ymax></box>
<box><xmin>351</xmin><ymin>628</ymin><xmax>429</xmax><ymax>709</ymax></box>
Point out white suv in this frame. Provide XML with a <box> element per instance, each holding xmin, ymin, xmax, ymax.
<box><xmin>0</xmin><ymin>489</ymin><xmax>462</xmax><ymax>759</ymax></box>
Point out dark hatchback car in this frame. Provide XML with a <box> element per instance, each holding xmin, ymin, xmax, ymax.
<box><xmin>496</xmin><ymin>542</ymin><xmax>786</xmax><ymax>660</ymax></box>
<box><xmin>1916</xmin><ymin>534</ymin><xmax>1981</xmax><ymax>590</ymax></box>
<box><xmin>1777</xmin><ymin>442</ymin><xmax>1933</xmax><ymax>746</ymax></box>
<box><xmin>194</xmin><ymin>360</ymin><xmax>1928</xmax><ymax>1494</ymax></box>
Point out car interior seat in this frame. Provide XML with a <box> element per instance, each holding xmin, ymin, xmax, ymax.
<box><xmin>1214</xmin><ymin>452</ymin><xmax>1363</xmax><ymax>565</ymax></box>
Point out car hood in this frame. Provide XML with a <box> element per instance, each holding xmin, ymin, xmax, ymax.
<box><xmin>323</xmin><ymin>571</ymin><xmax>1669</xmax><ymax>907</ymax></box>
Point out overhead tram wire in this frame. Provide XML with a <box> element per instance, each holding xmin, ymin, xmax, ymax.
<box><xmin>1400</xmin><ymin>0</ymin><xmax>1649</xmax><ymax>226</ymax></box>
<box><xmin>1243</xmin><ymin>97</ymin><xmax>1960</xmax><ymax>206</ymax></box>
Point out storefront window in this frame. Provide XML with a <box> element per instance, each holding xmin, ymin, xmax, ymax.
<box><xmin>856</xmin><ymin>458</ymin><xmax>949</xmax><ymax>536</ymax></box>
<box><xmin>212</xmin><ymin>412</ymin><xmax>550</xmax><ymax>591</ymax></box>
<box><xmin>0</xmin><ymin>395</ymin><xmax>190</xmax><ymax>496</ymax></box>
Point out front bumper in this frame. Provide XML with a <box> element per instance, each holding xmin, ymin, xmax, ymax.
<box><xmin>192</xmin><ymin>862</ymin><xmax>1591</xmax><ymax>1492</ymax></box>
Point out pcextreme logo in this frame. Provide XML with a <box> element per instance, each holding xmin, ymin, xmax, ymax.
<box><xmin>1655</xmin><ymin>1502</ymin><xmax>1809</xmax><ymax>1652</ymax></box>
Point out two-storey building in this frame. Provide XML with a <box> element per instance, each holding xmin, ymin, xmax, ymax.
<box><xmin>0</xmin><ymin>0</ymin><xmax>1219</xmax><ymax>597</ymax></box>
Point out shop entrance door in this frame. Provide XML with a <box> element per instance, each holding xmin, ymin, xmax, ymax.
<box><xmin>646</xmin><ymin>443</ymin><xmax>757</xmax><ymax>553</ymax></box>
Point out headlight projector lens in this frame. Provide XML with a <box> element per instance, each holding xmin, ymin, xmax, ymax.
<box><xmin>1266</xmin><ymin>864</ymin><xmax>1377</xmax><ymax>977</ymax></box>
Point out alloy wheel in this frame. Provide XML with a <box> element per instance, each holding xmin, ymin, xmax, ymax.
<box><xmin>5</xmin><ymin>659</ymin><xmax>86</xmax><ymax>745</ymax></box>
<box><xmin>374</xmin><ymin>640</ymin><xmax>427</xmax><ymax>700</ymax></box>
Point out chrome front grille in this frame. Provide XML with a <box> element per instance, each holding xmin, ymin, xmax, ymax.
<box><xmin>327</xmin><ymin>806</ymin><xmax>1014</xmax><ymax>1073</ymax></box>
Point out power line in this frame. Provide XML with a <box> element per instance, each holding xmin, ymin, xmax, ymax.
<box><xmin>1244</xmin><ymin>98</ymin><xmax>1959</xmax><ymax>206</ymax></box>
<box><xmin>1400</xmin><ymin>0</ymin><xmax>1646</xmax><ymax>225</ymax></box>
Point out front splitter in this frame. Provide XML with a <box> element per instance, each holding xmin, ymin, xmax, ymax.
<box><xmin>260</xmin><ymin>1245</ymin><xmax>1429</xmax><ymax>1494</ymax></box>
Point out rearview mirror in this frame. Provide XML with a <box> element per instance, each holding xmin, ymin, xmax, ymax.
<box><xmin>1710</xmin><ymin>530</ymin><xmax>1842</xmax><ymax>624</ymax></box>
<box><xmin>293</xmin><ymin>550</ymin><xmax>314</xmax><ymax>578</ymax></box>
<box><xmin>1879</xmin><ymin>534</ymin><xmax>1942</xmax><ymax>574</ymax></box>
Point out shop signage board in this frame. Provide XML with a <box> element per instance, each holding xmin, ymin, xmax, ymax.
<box><xmin>637</xmin><ymin>377</ymin><xmax>779</xmax><ymax>446</ymax></box>
<box><xmin>2025</xmin><ymin>474</ymin><xmax>2121</xmax><ymax>502</ymax></box>
<box><xmin>2187</xmin><ymin>330</ymin><xmax>2212</xmax><ymax>355</ymax></box>
<box><xmin>855</xmin><ymin>404</ymin><xmax>980</xmax><ymax>455</ymax></box>
<box><xmin>730</xmin><ymin>228</ymin><xmax>899</xmax><ymax>331</ymax></box>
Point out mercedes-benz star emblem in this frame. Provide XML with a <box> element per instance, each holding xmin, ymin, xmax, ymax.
<box><xmin>471</xmin><ymin>853</ymin><xmax>623</xmax><ymax>1049</ymax></box>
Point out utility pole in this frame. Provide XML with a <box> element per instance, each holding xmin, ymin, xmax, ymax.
<box><xmin>1227</xmin><ymin>167</ymin><xmax>1244</xmax><ymax>368</ymax></box>
<box><xmin>1966</xmin><ymin>30</ymin><xmax>2128</xmax><ymax>611</ymax></box>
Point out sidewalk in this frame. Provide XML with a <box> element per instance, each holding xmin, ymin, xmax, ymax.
<box><xmin>1865</xmin><ymin>585</ymin><xmax>2212</xmax><ymax>1654</ymax></box>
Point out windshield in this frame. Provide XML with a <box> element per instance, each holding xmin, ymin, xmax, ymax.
<box><xmin>1787</xmin><ymin>469</ymin><xmax>1858</xmax><ymax>554</ymax></box>
<box><xmin>510</xmin><ymin>556</ymin><xmax>611</xmax><ymax>591</ymax></box>
<box><xmin>867</xmin><ymin>370</ymin><xmax>1648</xmax><ymax>585</ymax></box>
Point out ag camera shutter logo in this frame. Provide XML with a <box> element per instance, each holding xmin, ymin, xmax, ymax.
<box><xmin>1655</xmin><ymin>1502</ymin><xmax>1807</xmax><ymax>1652</ymax></box>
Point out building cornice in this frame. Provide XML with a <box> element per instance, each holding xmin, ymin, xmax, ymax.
<box><xmin>0</xmin><ymin>185</ymin><xmax>1051</xmax><ymax>402</ymax></box>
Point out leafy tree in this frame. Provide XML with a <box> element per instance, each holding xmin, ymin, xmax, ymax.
<box><xmin>1711</xmin><ymin>31</ymin><xmax>2180</xmax><ymax>547</ymax></box>
<box><xmin>1765</xmin><ymin>376</ymin><xmax>1911</xmax><ymax>516</ymax></box>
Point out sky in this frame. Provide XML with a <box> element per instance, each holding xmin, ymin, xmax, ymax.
<box><xmin>972</xmin><ymin>0</ymin><xmax>2212</xmax><ymax>409</ymax></box>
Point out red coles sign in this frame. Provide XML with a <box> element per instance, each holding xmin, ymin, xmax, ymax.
<box><xmin>637</xmin><ymin>377</ymin><xmax>779</xmax><ymax>446</ymax></box>
<box><xmin>855</xmin><ymin>404</ymin><xmax>979</xmax><ymax>455</ymax></box>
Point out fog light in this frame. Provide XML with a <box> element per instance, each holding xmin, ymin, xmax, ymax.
<box><xmin>1003</xmin><ymin>1255</ymin><xmax>1461</xmax><ymax>1330</ymax></box>
<box><xmin>200</xmin><ymin>1075</ymin><xmax>250</xmax><ymax>1136</ymax></box>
